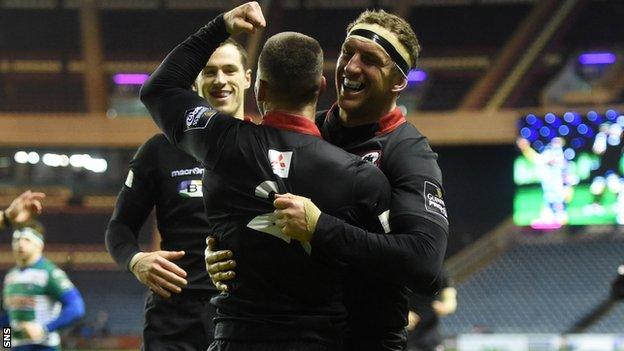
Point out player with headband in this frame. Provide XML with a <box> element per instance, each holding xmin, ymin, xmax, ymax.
<box><xmin>208</xmin><ymin>9</ymin><xmax>449</xmax><ymax>351</ymax></box>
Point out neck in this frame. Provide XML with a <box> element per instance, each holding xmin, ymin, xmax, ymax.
<box><xmin>338</xmin><ymin>101</ymin><xmax>397</xmax><ymax>127</ymax></box>
<box><xmin>17</xmin><ymin>253</ymin><xmax>41</xmax><ymax>268</ymax></box>
<box><xmin>232</xmin><ymin>105</ymin><xmax>245</xmax><ymax>120</ymax></box>
<box><xmin>264</xmin><ymin>102</ymin><xmax>317</xmax><ymax>123</ymax></box>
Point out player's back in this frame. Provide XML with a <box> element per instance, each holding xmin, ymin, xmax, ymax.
<box><xmin>203</xmin><ymin>113</ymin><xmax>391</xmax><ymax>343</ymax></box>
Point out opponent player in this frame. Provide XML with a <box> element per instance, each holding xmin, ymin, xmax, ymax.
<box><xmin>207</xmin><ymin>9</ymin><xmax>449</xmax><ymax>350</ymax></box>
<box><xmin>141</xmin><ymin>2</ymin><xmax>392</xmax><ymax>349</ymax></box>
<box><xmin>105</xmin><ymin>39</ymin><xmax>251</xmax><ymax>349</ymax></box>
<box><xmin>2</xmin><ymin>223</ymin><xmax>85</xmax><ymax>350</ymax></box>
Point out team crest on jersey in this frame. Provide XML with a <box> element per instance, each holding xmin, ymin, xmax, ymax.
<box><xmin>184</xmin><ymin>106</ymin><xmax>217</xmax><ymax>131</ymax></box>
<box><xmin>268</xmin><ymin>149</ymin><xmax>293</xmax><ymax>178</ymax></box>
<box><xmin>424</xmin><ymin>181</ymin><xmax>447</xmax><ymax>219</ymax></box>
<box><xmin>178</xmin><ymin>180</ymin><xmax>203</xmax><ymax>197</ymax></box>
<box><xmin>360</xmin><ymin>150</ymin><xmax>382</xmax><ymax>167</ymax></box>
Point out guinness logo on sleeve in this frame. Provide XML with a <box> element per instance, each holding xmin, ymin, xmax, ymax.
<box><xmin>424</xmin><ymin>181</ymin><xmax>447</xmax><ymax>219</ymax></box>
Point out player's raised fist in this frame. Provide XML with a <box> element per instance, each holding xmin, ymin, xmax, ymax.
<box><xmin>224</xmin><ymin>1</ymin><xmax>266</xmax><ymax>35</ymax></box>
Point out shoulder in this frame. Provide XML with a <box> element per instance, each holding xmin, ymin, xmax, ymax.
<box><xmin>384</xmin><ymin>124</ymin><xmax>439</xmax><ymax>169</ymax></box>
<box><xmin>39</xmin><ymin>257</ymin><xmax>60</xmax><ymax>273</ymax></box>
<box><xmin>134</xmin><ymin>134</ymin><xmax>167</xmax><ymax>161</ymax></box>
<box><xmin>144</xmin><ymin>133</ymin><xmax>168</xmax><ymax>147</ymax></box>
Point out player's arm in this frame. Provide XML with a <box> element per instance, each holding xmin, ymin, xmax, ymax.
<box><xmin>0</xmin><ymin>190</ymin><xmax>45</xmax><ymax>230</ymax></box>
<box><xmin>105</xmin><ymin>137</ymin><xmax>188</xmax><ymax>298</ymax></box>
<box><xmin>20</xmin><ymin>270</ymin><xmax>86</xmax><ymax>341</ymax></box>
<box><xmin>46</xmin><ymin>288</ymin><xmax>85</xmax><ymax>332</ymax></box>
<box><xmin>20</xmin><ymin>288</ymin><xmax>85</xmax><ymax>340</ymax></box>
<box><xmin>105</xmin><ymin>139</ymin><xmax>156</xmax><ymax>271</ymax></box>
<box><xmin>140</xmin><ymin>3</ymin><xmax>264</xmax><ymax>165</ymax></box>
<box><xmin>275</xmin><ymin>139</ymin><xmax>448</xmax><ymax>294</ymax></box>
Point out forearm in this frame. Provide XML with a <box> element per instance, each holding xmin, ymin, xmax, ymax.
<box><xmin>45</xmin><ymin>289</ymin><xmax>85</xmax><ymax>332</ymax></box>
<box><xmin>105</xmin><ymin>188</ymin><xmax>152</xmax><ymax>271</ymax></box>
<box><xmin>140</xmin><ymin>14</ymin><xmax>229</xmax><ymax>144</ymax></box>
<box><xmin>311</xmin><ymin>213</ymin><xmax>447</xmax><ymax>293</ymax></box>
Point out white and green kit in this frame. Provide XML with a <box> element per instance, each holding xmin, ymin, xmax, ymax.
<box><xmin>3</xmin><ymin>256</ymin><xmax>74</xmax><ymax>348</ymax></box>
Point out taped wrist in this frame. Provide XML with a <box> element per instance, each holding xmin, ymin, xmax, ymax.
<box><xmin>303</xmin><ymin>198</ymin><xmax>321</xmax><ymax>234</ymax></box>
<box><xmin>129</xmin><ymin>252</ymin><xmax>145</xmax><ymax>272</ymax></box>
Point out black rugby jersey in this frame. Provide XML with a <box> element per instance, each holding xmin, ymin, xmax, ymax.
<box><xmin>105</xmin><ymin>133</ymin><xmax>215</xmax><ymax>291</ymax></box>
<box><xmin>313</xmin><ymin>105</ymin><xmax>449</xmax><ymax>347</ymax></box>
<box><xmin>140</xmin><ymin>15</ymin><xmax>392</xmax><ymax>344</ymax></box>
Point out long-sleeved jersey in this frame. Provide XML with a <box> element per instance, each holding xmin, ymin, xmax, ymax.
<box><xmin>313</xmin><ymin>105</ymin><xmax>449</xmax><ymax>346</ymax></box>
<box><xmin>105</xmin><ymin>133</ymin><xmax>216</xmax><ymax>291</ymax></box>
<box><xmin>140</xmin><ymin>15</ymin><xmax>392</xmax><ymax>344</ymax></box>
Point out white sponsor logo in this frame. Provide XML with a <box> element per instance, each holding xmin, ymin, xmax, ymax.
<box><xmin>361</xmin><ymin>151</ymin><xmax>381</xmax><ymax>166</ymax></box>
<box><xmin>268</xmin><ymin>149</ymin><xmax>293</xmax><ymax>178</ymax></box>
<box><xmin>424</xmin><ymin>181</ymin><xmax>447</xmax><ymax>218</ymax></box>
<box><xmin>178</xmin><ymin>180</ymin><xmax>203</xmax><ymax>198</ymax></box>
<box><xmin>125</xmin><ymin>170</ymin><xmax>134</xmax><ymax>188</ymax></box>
<box><xmin>378</xmin><ymin>210</ymin><xmax>391</xmax><ymax>233</ymax></box>
<box><xmin>184</xmin><ymin>106</ymin><xmax>216</xmax><ymax>130</ymax></box>
<box><xmin>254</xmin><ymin>181</ymin><xmax>279</xmax><ymax>199</ymax></box>
<box><xmin>171</xmin><ymin>167</ymin><xmax>204</xmax><ymax>178</ymax></box>
<box><xmin>247</xmin><ymin>213</ymin><xmax>311</xmax><ymax>255</ymax></box>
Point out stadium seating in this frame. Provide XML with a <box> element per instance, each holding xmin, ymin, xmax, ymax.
<box><xmin>442</xmin><ymin>237</ymin><xmax>624</xmax><ymax>335</ymax></box>
<box><xmin>70</xmin><ymin>270</ymin><xmax>146</xmax><ymax>335</ymax></box>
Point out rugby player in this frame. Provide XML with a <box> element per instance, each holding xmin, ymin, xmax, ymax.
<box><xmin>207</xmin><ymin>9</ymin><xmax>449</xmax><ymax>351</ymax></box>
<box><xmin>2</xmin><ymin>223</ymin><xmax>85</xmax><ymax>350</ymax></box>
<box><xmin>104</xmin><ymin>39</ymin><xmax>251</xmax><ymax>349</ymax></box>
<box><xmin>140</xmin><ymin>2</ymin><xmax>392</xmax><ymax>349</ymax></box>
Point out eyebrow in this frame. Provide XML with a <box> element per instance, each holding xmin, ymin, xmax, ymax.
<box><xmin>344</xmin><ymin>38</ymin><xmax>389</xmax><ymax>62</ymax></box>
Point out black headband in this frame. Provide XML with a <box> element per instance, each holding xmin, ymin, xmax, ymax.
<box><xmin>348</xmin><ymin>28</ymin><xmax>410</xmax><ymax>76</ymax></box>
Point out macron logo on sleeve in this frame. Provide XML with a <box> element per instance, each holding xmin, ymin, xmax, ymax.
<box><xmin>268</xmin><ymin>149</ymin><xmax>293</xmax><ymax>178</ymax></box>
<box><xmin>184</xmin><ymin>106</ymin><xmax>216</xmax><ymax>131</ymax></box>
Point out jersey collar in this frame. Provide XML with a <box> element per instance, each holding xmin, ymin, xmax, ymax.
<box><xmin>324</xmin><ymin>104</ymin><xmax>406</xmax><ymax>136</ymax></box>
<box><xmin>262</xmin><ymin>111</ymin><xmax>322</xmax><ymax>138</ymax></box>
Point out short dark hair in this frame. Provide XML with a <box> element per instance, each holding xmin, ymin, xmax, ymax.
<box><xmin>258</xmin><ymin>32</ymin><xmax>323</xmax><ymax>107</ymax></box>
<box><xmin>221</xmin><ymin>38</ymin><xmax>249</xmax><ymax>69</ymax></box>
<box><xmin>347</xmin><ymin>9</ymin><xmax>421</xmax><ymax>68</ymax></box>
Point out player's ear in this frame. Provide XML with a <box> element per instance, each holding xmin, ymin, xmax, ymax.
<box><xmin>255</xmin><ymin>79</ymin><xmax>268</xmax><ymax>102</ymax></box>
<box><xmin>391</xmin><ymin>74</ymin><xmax>408</xmax><ymax>93</ymax></box>
<box><xmin>244</xmin><ymin>69</ymin><xmax>252</xmax><ymax>90</ymax></box>
<box><xmin>318</xmin><ymin>76</ymin><xmax>327</xmax><ymax>98</ymax></box>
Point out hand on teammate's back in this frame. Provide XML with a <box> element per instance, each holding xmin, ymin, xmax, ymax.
<box><xmin>223</xmin><ymin>1</ymin><xmax>266</xmax><ymax>36</ymax></box>
<box><xmin>205</xmin><ymin>236</ymin><xmax>236</xmax><ymax>292</ymax></box>
<box><xmin>273</xmin><ymin>193</ymin><xmax>321</xmax><ymax>242</ymax></box>
<box><xmin>130</xmin><ymin>251</ymin><xmax>188</xmax><ymax>298</ymax></box>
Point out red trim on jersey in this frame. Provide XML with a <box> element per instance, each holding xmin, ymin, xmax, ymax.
<box><xmin>325</xmin><ymin>103</ymin><xmax>406</xmax><ymax>135</ymax></box>
<box><xmin>376</xmin><ymin>107</ymin><xmax>406</xmax><ymax>135</ymax></box>
<box><xmin>262</xmin><ymin>111</ymin><xmax>322</xmax><ymax>137</ymax></box>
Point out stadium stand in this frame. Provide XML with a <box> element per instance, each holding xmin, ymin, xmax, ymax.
<box><xmin>442</xmin><ymin>236</ymin><xmax>624</xmax><ymax>335</ymax></box>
